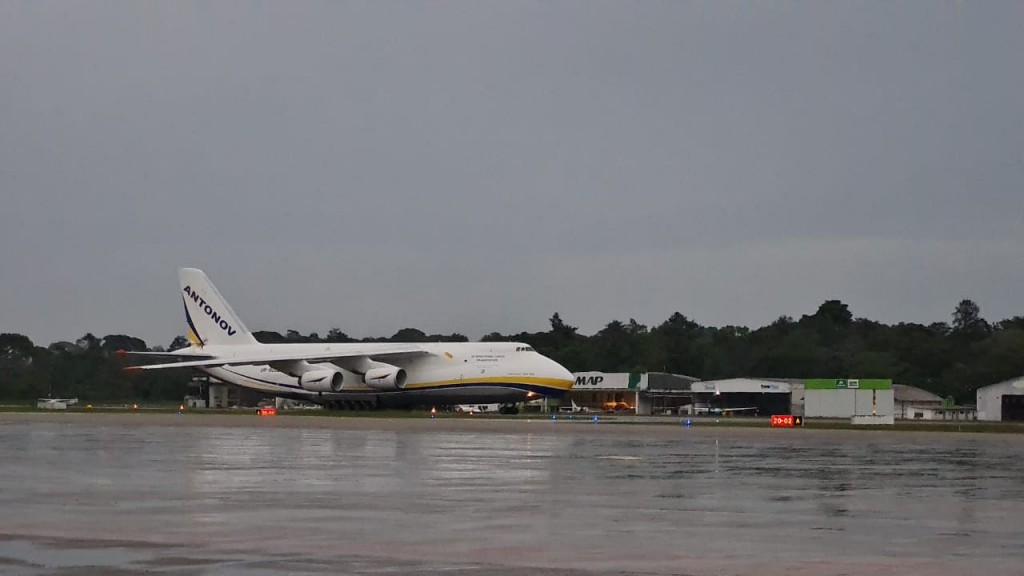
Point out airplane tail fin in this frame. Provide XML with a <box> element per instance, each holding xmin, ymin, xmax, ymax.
<box><xmin>178</xmin><ymin>268</ymin><xmax>259</xmax><ymax>348</ymax></box>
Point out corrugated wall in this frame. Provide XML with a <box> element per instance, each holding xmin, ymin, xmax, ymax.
<box><xmin>805</xmin><ymin>389</ymin><xmax>894</xmax><ymax>418</ymax></box>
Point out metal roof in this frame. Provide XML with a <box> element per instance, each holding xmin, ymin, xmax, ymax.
<box><xmin>893</xmin><ymin>384</ymin><xmax>943</xmax><ymax>403</ymax></box>
<box><xmin>691</xmin><ymin>378</ymin><xmax>792</xmax><ymax>393</ymax></box>
<box><xmin>977</xmin><ymin>376</ymin><xmax>1024</xmax><ymax>393</ymax></box>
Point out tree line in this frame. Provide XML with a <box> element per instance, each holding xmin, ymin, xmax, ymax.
<box><xmin>2</xmin><ymin>299</ymin><xmax>1022</xmax><ymax>403</ymax></box>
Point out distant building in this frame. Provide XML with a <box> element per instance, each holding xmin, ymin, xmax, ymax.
<box><xmin>188</xmin><ymin>374</ymin><xmax>264</xmax><ymax>409</ymax></box>
<box><xmin>893</xmin><ymin>384</ymin><xmax>943</xmax><ymax>419</ymax></box>
<box><xmin>894</xmin><ymin>384</ymin><xmax>975</xmax><ymax>420</ymax></box>
<box><xmin>686</xmin><ymin>378</ymin><xmax>797</xmax><ymax>417</ymax></box>
<box><xmin>903</xmin><ymin>404</ymin><xmax>976</xmax><ymax>421</ymax></box>
<box><xmin>803</xmin><ymin>379</ymin><xmax>894</xmax><ymax>419</ymax></box>
<box><xmin>977</xmin><ymin>377</ymin><xmax>1024</xmax><ymax>421</ymax></box>
<box><xmin>569</xmin><ymin>372</ymin><xmax>699</xmax><ymax>415</ymax></box>
<box><xmin>569</xmin><ymin>374</ymin><xmax>906</xmax><ymax>419</ymax></box>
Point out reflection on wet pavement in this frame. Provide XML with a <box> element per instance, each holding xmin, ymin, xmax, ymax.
<box><xmin>1</xmin><ymin>417</ymin><xmax>1022</xmax><ymax>575</ymax></box>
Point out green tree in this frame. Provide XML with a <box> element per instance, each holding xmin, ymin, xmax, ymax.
<box><xmin>168</xmin><ymin>335</ymin><xmax>189</xmax><ymax>351</ymax></box>
<box><xmin>0</xmin><ymin>334</ymin><xmax>38</xmax><ymax>398</ymax></box>
<box><xmin>952</xmin><ymin>299</ymin><xmax>989</xmax><ymax>335</ymax></box>
<box><xmin>813</xmin><ymin>300</ymin><xmax>853</xmax><ymax>325</ymax></box>
<box><xmin>998</xmin><ymin>316</ymin><xmax>1024</xmax><ymax>331</ymax></box>
<box><xmin>326</xmin><ymin>328</ymin><xmax>354</xmax><ymax>343</ymax></box>
<box><xmin>548</xmin><ymin>313</ymin><xmax>578</xmax><ymax>343</ymax></box>
<box><xmin>253</xmin><ymin>331</ymin><xmax>286</xmax><ymax>343</ymax></box>
<box><xmin>0</xmin><ymin>333</ymin><xmax>34</xmax><ymax>363</ymax></box>
<box><xmin>100</xmin><ymin>334</ymin><xmax>147</xmax><ymax>353</ymax></box>
<box><xmin>390</xmin><ymin>328</ymin><xmax>428</xmax><ymax>342</ymax></box>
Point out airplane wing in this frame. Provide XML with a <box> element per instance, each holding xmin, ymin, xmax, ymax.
<box><xmin>124</xmin><ymin>344</ymin><xmax>429</xmax><ymax>371</ymax></box>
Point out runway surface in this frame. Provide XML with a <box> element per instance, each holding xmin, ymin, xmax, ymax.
<box><xmin>1</xmin><ymin>413</ymin><xmax>1022</xmax><ymax>575</ymax></box>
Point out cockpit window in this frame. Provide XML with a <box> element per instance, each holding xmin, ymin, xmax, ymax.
<box><xmin>515</xmin><ymin>346</ymin><xmax>535</xmax><ymax>352</ymax></box>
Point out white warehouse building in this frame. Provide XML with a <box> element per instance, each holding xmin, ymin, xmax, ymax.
<box><xmin>976</xmin><ymin>377</ymin><xmax>1024</xmax><ymax>421</ymax></box>
<box><xmin>688</xmin><ymin>378</ymin><xmax>797</xmax><ymax>416</ymax></box>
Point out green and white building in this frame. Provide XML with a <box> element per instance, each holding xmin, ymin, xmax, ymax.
<box><xmin>804</xmin><ymin>378</ymin><xmax>894</xmax><ymax>419</ymax></box>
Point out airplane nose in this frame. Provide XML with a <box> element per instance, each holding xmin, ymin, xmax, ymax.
<box><xmin>535</xmin><ymin>355</ymin><xmax>574</xmax><ymax>395</ymax></box>
<box><xmin>559</xmin><ymin>365</ymin><xmax>574</xmax><ymax>385</ymax></box>
<box><xmin>548</xmin><ymin>359</ymin><xmax>574</xmax><ymax>388</ymax></box>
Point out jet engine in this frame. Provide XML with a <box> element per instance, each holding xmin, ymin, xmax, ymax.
<box><xmin>298</xmin><ymin>369</ymin><xmax>345</xmax><ymax>393</ymax></box>
<box><xmin>363</xmin><ymin>365</ymin><xmax>407</xmax><ymax>391</ymax></box>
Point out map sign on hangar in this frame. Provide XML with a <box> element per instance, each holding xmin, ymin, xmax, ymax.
<box><xmin>570</xmin><ymin>372</ymin><xmax>699</xmax><ymax>414</ymax></box>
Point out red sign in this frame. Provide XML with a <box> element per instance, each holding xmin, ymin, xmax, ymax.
<box><xmin>771</xmin><ymin>414</ymin><xmax>802</xmax><ymax>427</ymax></box>
<box><xmin>257</xmin><ymin>407</ymin><xmax>277</xmax><ymax>416</ymax></box>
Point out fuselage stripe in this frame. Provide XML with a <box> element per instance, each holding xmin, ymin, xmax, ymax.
<box><xmin>182</xmin><ymin>297</ymin><xmax>203</xmax><ymax>347</ymax></box>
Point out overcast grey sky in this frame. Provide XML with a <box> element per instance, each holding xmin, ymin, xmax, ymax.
<box><xmin>2</xmin><ymin>1</ymin><xmax>1022</xmax><ymax>348</ymax></box>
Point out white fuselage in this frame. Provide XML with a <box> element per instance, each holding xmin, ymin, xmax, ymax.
<box><xmin>197</xmin><ymin>341</ymin><xmax>574</xmax><ymax>406</ymax></box>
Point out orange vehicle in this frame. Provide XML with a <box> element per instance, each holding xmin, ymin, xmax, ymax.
<box><xmin>601</xmin><ymin>401</ymin><xmax>632</xmax><ymax>412</ymax></box>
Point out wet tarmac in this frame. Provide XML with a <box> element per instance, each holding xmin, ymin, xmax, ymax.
<box><xmin>1</xmin><ymin>413</ymin><xmax>1023</xmax><ymax>575</ymax></box>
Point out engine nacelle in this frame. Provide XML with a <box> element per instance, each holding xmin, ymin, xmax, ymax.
<box><xmin>298</xmin><ymin>369</ymin><xmax>344</xmax><ymax>393</ymax></box>
<box><xmin>363</xmin><ymin>365</ymin><xmax>407</xmax><ymax>391</ymax></box>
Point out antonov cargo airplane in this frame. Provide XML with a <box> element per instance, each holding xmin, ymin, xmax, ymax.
<box><xmin>125</xmin><ymin>269</ymin><xmax>574</xmax><ymax>409</ymax></box>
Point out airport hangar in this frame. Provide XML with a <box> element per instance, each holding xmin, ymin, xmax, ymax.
<box><xmin>977</xmin><ymin>377</ymin><xmax>1024</xmax><ymax>421</ymax></box>
<box><xmin>569</xmin><ymin>373</ymin><xmax>901</xmax><ymax>418</ymax></box>
<box><xmin>570</xmin><ymin>372</ymin><xmax>798</xmax><ymax>416</ymax></box>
